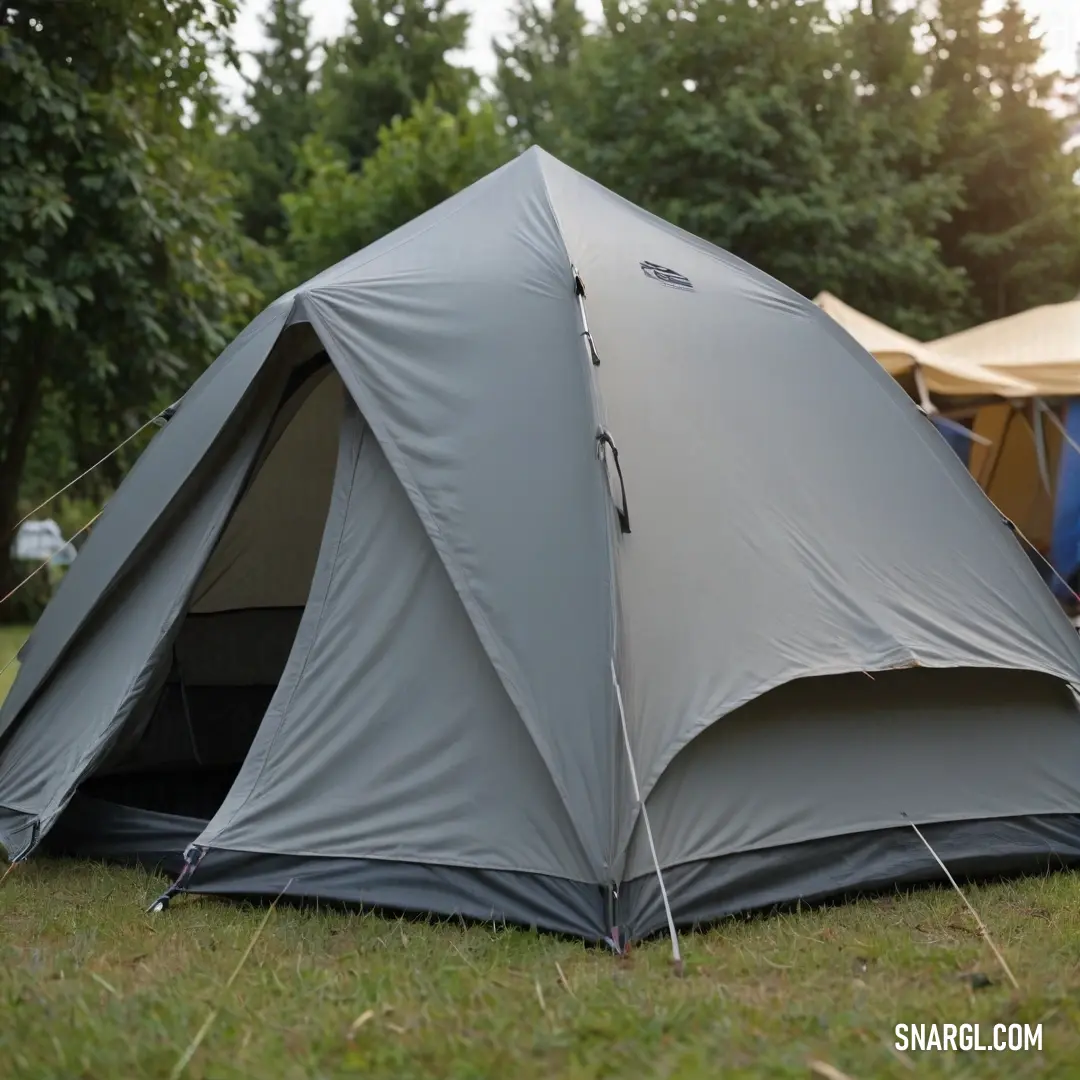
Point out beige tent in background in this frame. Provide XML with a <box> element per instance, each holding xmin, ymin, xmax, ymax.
<box><xmin>813</xmin><ymin>293</ymin><xmax>1075</xmax><ymax>560</ymax></box>
<box><xmin>929</xmin><ymin>302</ymin><xmax>1079</xmax><ymax>558</ymax></box>
<box><xmin>931</xmin><ymin>301</ymin><xmax>1079</xmax><ymax>397</ymax></box>
<box><xmin>812</xmin><ymin>292</ymin><xmax>1035</xmax><ymax>398</ymax></box>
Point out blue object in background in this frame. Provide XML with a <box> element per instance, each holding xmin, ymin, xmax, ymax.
<box><xmin>1050</xmin><ymin>400</ymin><xmax>1080</xmax><ymax>598</ymax></box>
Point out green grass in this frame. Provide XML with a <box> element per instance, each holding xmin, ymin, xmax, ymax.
<box><xmin>2</xmin><ymin>627</ymin><xmax>1079</xmax><ymax>1076</ymax></box>
<box><xmin>0</xmin><ymin>623</ymin><xmax>29</xmax><ymax>702</ymax></box>
<box><xmin>0</xmin><ymin>860</ymin><xmax>1077</xmax><ymax>1078</ymax></box>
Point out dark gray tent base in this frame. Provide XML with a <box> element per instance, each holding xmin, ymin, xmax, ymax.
<box><xmin>42</xmin><ymin>793</ymin><xmax>201</xmax><ymax>877</ymax></box>
<box><xmin>185</xmin><ymin>850</ymin><xmax>613</xmax><ymax>942</ymax></box>
<box><xmin>34</xmin><ymin>795</ymin><xmax>1080</xmax><ymax>944</ymax></box>
<box><xmin>623</xmin><ymin>814</ymin><xmax>1080</xmax><ymax>940</ymax></box>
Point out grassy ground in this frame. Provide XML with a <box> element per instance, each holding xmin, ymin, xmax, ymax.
<box><xmin>0</xmin><ymin>623</ymin><xmax>28</xmax><ymax>701</ymax></box>
<box><xmin>2</xmin><ymin>624</ymin><xmax>1079</xmax><ymax>1077</ymax></box>
<box><xmin>0</xmin><ymin>863</ymin><xmax>1077</xmax><ymax>1078</ymax></box>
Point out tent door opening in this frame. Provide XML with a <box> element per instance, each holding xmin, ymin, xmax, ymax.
<box><xmin>78</xmin><ymin>356</ymin><xmax>343</xmax><ymax>822</ymax></box>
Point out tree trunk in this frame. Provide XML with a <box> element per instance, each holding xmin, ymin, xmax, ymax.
<box><xmin>0</xmin><ymin>361</ymin><xmax>48</xmax><ymax>619</ymax></box>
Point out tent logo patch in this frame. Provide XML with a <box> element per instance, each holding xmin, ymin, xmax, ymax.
<box><xmin>640</xmin><ymin>261</ymin><xmax>694</xmax><ymax>291</ymax></box>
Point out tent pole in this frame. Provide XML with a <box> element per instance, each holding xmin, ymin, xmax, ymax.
<box><xmin>1020</xmin><ymin>402</ymin><xmax>1052</xmax><ymax>493</ymax></box>
<box><xmin>611</xmin><ymin>659</ymin><xmax>683</xmax><ymax>971</ymax></box>
<box><xmin>912</xmin><ymin>364</ymin><xmax>935</xmax><ymax>414</ymax></box>
<box><xmin>173</xmin><ymin>644</ymin><xmax>203</xmax><ymax>767</ymax></box>
<box><xmin>1037</xmin><ymin>399</ymin><xmax>1080</xmax><ymax>461</ymax></box>
<box><xmin>572</xmin><ymin>266</ymin><xmax>601</xmax><ymax>366</ymax></box>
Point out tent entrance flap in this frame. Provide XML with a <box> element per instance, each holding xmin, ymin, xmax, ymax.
<box><xmin>76</xmin><ymin>365</ymin><xmax>344</xmax><ymax>824</ymax></box>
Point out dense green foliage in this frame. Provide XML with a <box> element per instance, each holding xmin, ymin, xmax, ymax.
<box><xmin>217</xmin><ymin>0</ymin><xmax>317</xmax><ymax>247</ymax></box>
<box><xmin>284</xmin><ymin>95</ymin><xmax>513</xmax><ymax>279</ymax></box>
<box><xmin>0</xmin><ymin>0</ymin><xmax>264</xmax><ymax>603</ymax></box>
<box><xmin>319</xmin><ymin>0</ymin><xmax>475</xmax><ymax>169</ymax></box>
<box><xmin>1</xmin><ymin>0</ymin><xmax>1077</xmax><ymax>618</ymax></box>
<box><xmin>927</xmin><ymin>0</ymin><xmax>1080</xmax><ymax>322</ymax></box>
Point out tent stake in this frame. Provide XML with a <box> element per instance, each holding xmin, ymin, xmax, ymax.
<box><xmin>903</xmin><ymin>814</ymin><xmax>1020</xmax><ymax>991</ymax></box>
<box><xmin>612</xmin><ymin>660</ymin><xmax>683</xmax><ymax>973</ymax></box>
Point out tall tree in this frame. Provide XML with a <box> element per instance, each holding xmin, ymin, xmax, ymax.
<box><xmin>839</xmin><ymin>0</ymin><xmax>968</xmax><ymax>336</ymax></box>
<box><xmin>509</xmin><ymin>0</ymin><xmax>964</xmax><ymax>330</ymax></box>
<box><xmin>495</xmin><ymin>0</ymin><xmax>587</xmax><ymax>150</ymax></box>
<box><xmin>317</xmin><ymin>0</ymin><xmax>475</xmax><ymax>169</ymax></box>
<box><xmin>285</xmin><ymin>94</ymin><xmax>512</xmax><ymax>280</ymax></box>
<box><xmin>0</xmin><ymin>0</ymin><xmax>262</xmax><ymax>609</ymax></box>
<box><xmin>222</xmin><ymin>0</ymin><xmax>317</xmax><ymax>247</ymax></box>
<box><xmin>927</xmin><ymin>0</ymin><xmax>1080</xmax><ymax>324</ymax></box>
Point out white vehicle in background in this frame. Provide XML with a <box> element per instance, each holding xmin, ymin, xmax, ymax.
<box><xmin>12</xmin><ymin>519</ymin><xmax>77</xmax><ymax>568</ymax></box>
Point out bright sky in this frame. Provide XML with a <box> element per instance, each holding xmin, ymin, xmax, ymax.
<box><xmin>219</xmin><ymin>0</ymin><xmax>1078</xmax><ymax>103</ymax></box>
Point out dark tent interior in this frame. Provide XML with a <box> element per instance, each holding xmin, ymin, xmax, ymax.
<box><xmin>78</xmin><ymin>350</ymin><xmax>342</xmax><ymax>823</ymax></box>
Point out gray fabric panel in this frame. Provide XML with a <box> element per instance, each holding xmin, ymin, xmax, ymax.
<box><xmin>186</xmin><ymin>849</ymin><xmax>609</xmax><ymax>940</ymax></box>
<box><xmin>621</xmin><ymin>814</ymin><xmax>1080</xmax><ymax>941</ymax></box>
<box><xmin>0</xmin><ymin>301</ymin><xmax>294</xmax><ymax>739</ymax></box>
<box><xmin>0</xmin><ymin>806</ymin><xmax>34</xmax><ymax>860</ymax></box>
<box><xmin>42</xmin><ymin>792</ymin><xmax>203</xmax><ymax>874</ymax></box>
<box><xmin>295</xmin><ymin>152</ymin><xmax>618</xmax><ymax>877</ymax></box>
<box><xmin>0</xmin><ymin>378</ymin><xmax>285</xmax><ymax>838</ymax></box>
<box><xmin>191</xmin><ymin>370</ymin><xmax>341</xmax><ymax>614</ymax></box>
<box><xmin>535</xmin><ymin>150</ymin><xmax>1080</xmax><ymax>863</ymax></box>
<box><xmin>197</xmin><ymin>399</ymin><xmax>601</xmax><ymax>882</ymax></box>
<box><xmin>624</xmin><ymin>668</ymin><xmax>1080</xmax><ymax>879</ymax></box>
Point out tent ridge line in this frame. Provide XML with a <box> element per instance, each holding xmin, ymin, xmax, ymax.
<box><xmin>531</xmin><ymin>150</ymin><xmax>625</xmax><ymax>880</ymax></box>
<box><xmin>301</xmin><ymin>299</ymin><xmax>602</xmax><ymax>879</ymax></box>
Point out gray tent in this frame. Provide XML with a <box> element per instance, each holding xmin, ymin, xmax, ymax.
<box><xmin>2</xmin><ymin>148</ymin><xmax>1079</xmax><ymax>944</ymax></box>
